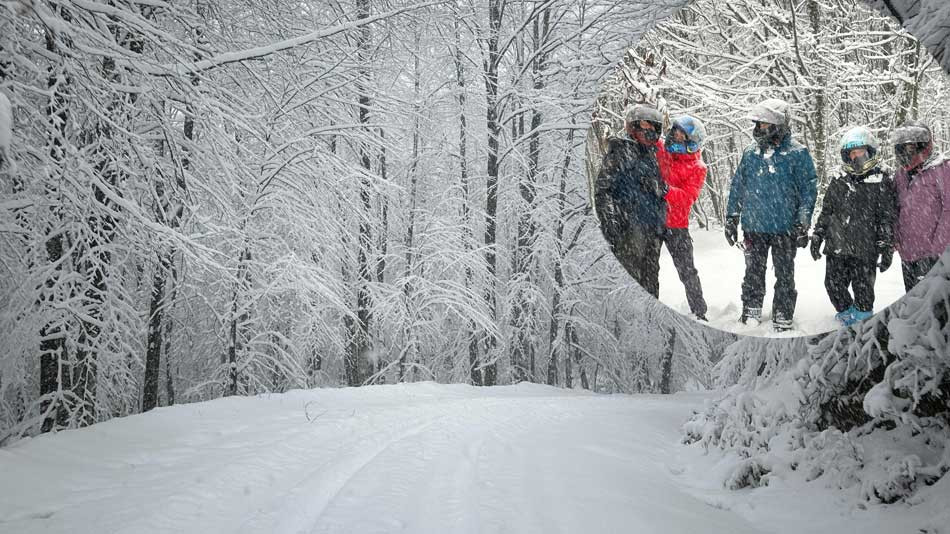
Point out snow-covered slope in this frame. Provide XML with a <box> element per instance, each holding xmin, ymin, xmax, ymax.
<box><xmin>1</xmin><ymin>383</ymin><xmax>945</xmax><ymax>533</ymax></box>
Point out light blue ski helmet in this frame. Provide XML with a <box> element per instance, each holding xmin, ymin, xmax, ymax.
<box><xmin>839</xmin><ymin>126</ymin><xmax>880</xmax><ymax>175</ymax></box>
<box><xmin>666</xmin><ymin>115</ymin><xmax>706</xmax><ymax>154</ymax></box>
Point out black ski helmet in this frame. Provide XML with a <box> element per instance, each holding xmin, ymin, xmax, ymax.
<box><xmin>891</xmin><ymin>120</ymin><xmax>934</xmax><ymax>170</ymax></box>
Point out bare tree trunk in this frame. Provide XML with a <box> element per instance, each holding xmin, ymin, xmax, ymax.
<box><xmin>348</xmin><ymin>0</ymin><xmax>375</xmax><ymax>387</ymax></box>
<box><xmin>481</xmin><ymin>0</ymin><xmax>504</xmax><ymax>386</ymax></box>
<box><xmin>806</xmin><ymin>1</ymin><xmax>827</xmax><ymax>190</ymax></box>
<box><xmin>456</xmin><ymin>4</ymin><xmax>482</xmax><ymax>386</ymax></box>
<box><xmin>377</xmin><ymin>127</ymin><xmax>388</xmax><ymax>284</ymax></box>
<box><xmin>39</xmin><ymin>18</ymin><xmax>72</xmax><ymax>433</ymax></box>
<box><xmin>548</xmin><ymin>124</ymin><xmax>575</xmax><ymax>387</ymax></box>
<box><xmin>895</xmin><ymin>38</ymin><xmax>923</xmax><ymax>125</ymax></box>
<box><xmin>398</xmin><ymin>38</ymin><xmax>422</xmax><ymax>383</ymax></box>
<box><xmin>143</xmin><ymin>253</ymin><xmax>171</xmax><ymax>410</ymax></box>
<box><xmin>512</xmin><ymin>6</ymin><xmax>550</xmax><ymax>384</ymax></box>
<box><xmin>163</xmin><ymin>261</ymin><xmax>178</xmax><ymax>407</ymax></box>
<box><xmin>226</xmin><ymin>248</ymin><xmax>252</xmax><ymax>396</ymax></box>
<box><xmin>660</xmin><ymin>327</ymin><xmax>675</xmax><ymax>394</ymax></box>
<box><xmin>575</xmin><ymin>323</ymin><xmax>589</xmax><ymax>391</ymax></box>
<box><xmin>143</xmin><ymin>98</ymin><xmax>192</xmax><ymax>409</ymax></box>
<box><xmin>143</xmin><ymin>5</ymin><xmax>196</xmax><ymax>410</ymax></box>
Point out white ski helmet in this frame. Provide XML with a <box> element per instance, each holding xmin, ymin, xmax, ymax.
<box><xmin>839</xmin><ymin>126</ymin><xmax>881</xmax><ymax>175</ymax></box>
<box><xmin>748</xmin><ymin>98</ymin><xmax>790</xmax><ymax>126</ymax></box>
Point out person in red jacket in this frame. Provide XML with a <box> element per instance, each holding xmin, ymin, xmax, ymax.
<box><xmin>659</xmin><ymin>115</ymin><xmax>708</xmax><ymax>321</ymax></box>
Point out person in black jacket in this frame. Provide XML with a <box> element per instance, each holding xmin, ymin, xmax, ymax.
<box><xmin>810</xmin><ymin>126</ymin><xmax>897</xmax><ymax>326</ymax></box>
<box><xmin>594</xmin><ymin>104</ymin><xmax>668</xmax><ymax>297</ymax></box>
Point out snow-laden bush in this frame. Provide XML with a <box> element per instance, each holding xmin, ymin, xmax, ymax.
<box><xmin>685</xmin><ymin>251</ymin><xmax>950</xmax><ymax>503</ymax></box>
<box><xmin>712</xmin><ymin>335</ymin><xmax>814</xmax><ymax>389</ymax></box>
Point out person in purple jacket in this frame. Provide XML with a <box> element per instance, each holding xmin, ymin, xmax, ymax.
<box><xmin>891</xmin><ymin>120</ymin><xmax>950</xmax><ymax>291</ymax></box>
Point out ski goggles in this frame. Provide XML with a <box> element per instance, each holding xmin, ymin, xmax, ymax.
<box><xmin>665</xmin><ymin>126</ymin><xmax>699</xmax><ymax>154</ymax></box>
<box><xmin>666</xmin><ymin>141</ymin><xmax>700</xmax><ymax>154</ymax></box>
<box><xmin>895</xmin><ymin>142</ymin><xmax>924</xmax><ymax>158</ymax></box>
<box><xmin>895</xmin><ymin>142</ymin><xmax>930</xmax><ymax>168</ymax></box>
<box><xmin>631</xmin><ymin>122</ymin><xmax>660</xmax><ymax>142</ymax></box>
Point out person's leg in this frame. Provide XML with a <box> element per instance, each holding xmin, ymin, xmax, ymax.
<box><xmin>901</xmin><ymin>257</ymin><xmax>938</xmax><ymax>292</ymax></box>
<box><xmin>852</xmin><ymin>256</ymin><xmax>878</xmax><ymax>312</ymax></box>
<box><xmin>664</xmin><ymin>228</ymin><xmax>708</xmax><ymax>318</ymax></box>
<box><xmin>900</xmin><ymin>260</ymin><xmax>916</xmax><ymax>292</ymax></box>
<box><xmin>615</xmin><ymin>226</ymin><xmax>660</xmax><ymax>298</ymax></box>
<box><xmin>613</xmin><ymin>228</ymin><xmax>642</xmax><ymax>287</ymax></box>
<box><xmin>824</xmin><ymin>254</ymin><xmax>854</xmax><ymax>313</ymax></box>
<box><xmin>741</xmin><ymin>232</ymin><xmax>768</xmax><ymax>320</ymax></box>
<box><xmin>640</xmin><ymin>231</ymin><xmax>663</xmax><ymax>298</ymax></box>
<box><xmin>770</xmin><ymin>233</ymin><xmax>798</xmax><ymax>324</ymax></box>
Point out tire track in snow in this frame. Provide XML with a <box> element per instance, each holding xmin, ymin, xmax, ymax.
<box><xmin>234</xmin><ymin>413</ymin><xmax>445</xmax><ymax>533</ymax></box>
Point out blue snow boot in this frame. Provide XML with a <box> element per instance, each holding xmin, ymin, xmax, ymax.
<box><xmin>846</xmin><ymin>309</ymin><xmax>873</xmax><ymax>325</ymax></box>
<box><xmin>835</xmin><ymin>305</ymin><xmax>856</xmax><ymax>325</ymax></box>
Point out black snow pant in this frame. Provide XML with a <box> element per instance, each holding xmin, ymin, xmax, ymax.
<box><xmin>662</xmin><ymin>228</ymin><xmax>707</xmax><ymax>317</ymax></box>
<box><xmin>612</xmin><ymin>224</ymin><xmax>662</xmax><ymax>298</ymax></box>
<box><xmin>741</xmin><ymin>232</ymin><xmax>797</xmax><ymax>321</ymax></box>
<box><xmin>901</xmin><ymin>256</ymin><xmax>938</xmax><ymax>292</ymax></box>
<box><xmin>825</xmin><ymin>254</ymin><xmax>877</xmax><ymax>312</ymax></box>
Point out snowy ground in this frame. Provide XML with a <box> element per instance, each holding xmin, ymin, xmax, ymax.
<box><xmin>657</xmin><ymin>227</ymin><xmax>906</xmax><ymax>337</ymax></box>
<box><xmin>1</xmin><ymin>383</ymin><xmax>946</xmax><ymax>534</ymax></box>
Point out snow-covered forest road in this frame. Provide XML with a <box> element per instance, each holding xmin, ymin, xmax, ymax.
<box><xmin>2</xmin><ymin>383</ymin><xmax>945</xmax><ymax>534</ymax></box>
<box><xmin>0</xmin><ymin>384</ymin><xmax>765</xmax><ymax>534</ymax></box>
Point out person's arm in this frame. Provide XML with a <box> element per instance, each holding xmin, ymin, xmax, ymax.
<box><xmin>813</xmin><ymin>179</ymin><xmax>836</xmax><ymax>237</ymax></box>
<box><xmin>657</xmin><ymin>140</ymin><xmax>672</xmax><ymax>182</ymax></box>
<box><xmin>665</xmin><ymin>159</ymin><xmax>705</xmax><ymax>208</ymax></box>
<box><xmin>796</xmin><ymin>149</ymin><xmax>819</xmax><ymax>227</ymax></box>
<box><xmin>877</xmin><ymin>175</ymin><xmax>898</xmax><ymax>247</ymax></box>
<box><xmin>726</xmin><ymin>152</ymin><xmax>747</xmax><ymax>217</ymax></box>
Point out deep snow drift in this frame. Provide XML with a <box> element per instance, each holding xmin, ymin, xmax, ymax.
<box><xmin>657</xmin><ymin>227</ymin><xmax>905</xmax><ymax>337</ymax></box>
<box><xmin>1</xmin><ymin>383</ymin><xmax>945</xmax><ymax>534</ymax></box>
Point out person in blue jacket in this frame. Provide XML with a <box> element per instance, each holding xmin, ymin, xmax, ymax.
<box><xmin>724</xmin><ymin>98</ymin><xmax>818</xmax><ymax>331</ymax></box>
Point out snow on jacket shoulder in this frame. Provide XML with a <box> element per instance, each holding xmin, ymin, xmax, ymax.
<box><xmin>894</xmin><ymin>157</ymin><xmax>950</xmax><ymax>262</ymax></box>
<box><xmin>813</xmin><ymin>169</ymin><xmax>896</xmax><ymax>260</ymax></box>
<box><xmin>726</xmin><ymin>135</ymin><xmax>818</xmax><ymax>234</ymax></box>
<box><xmin>662</xmin><ymin>150</ymin><xmax>706</xmax><ymax>229</ymax></box>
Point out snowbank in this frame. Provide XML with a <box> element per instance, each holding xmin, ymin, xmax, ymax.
<box><xmin>682</xmin><ymin>250</ymin><xmax>950</xmax><ymax>516</ymax></box>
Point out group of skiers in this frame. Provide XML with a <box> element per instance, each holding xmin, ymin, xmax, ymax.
<box><xmin>594</xmin><ymin>98</ymin><xmax>949</xmax><ymax>332</ymax></box>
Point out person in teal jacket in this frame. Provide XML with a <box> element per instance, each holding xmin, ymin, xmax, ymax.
<box><xmin>724</xmin><ymin>98</ymin><xmax>818</xmax><ymax>331</ymax></box>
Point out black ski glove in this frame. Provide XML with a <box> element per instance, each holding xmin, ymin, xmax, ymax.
<box><xmin>724</xmin><ymin>216</ymin><xmax>740</xmax><ymax>247</ymax></box>
<box><xmin>809</xmin><ymin>234</ymin><xmax>823</xmax><ymax>261</ymax></box>
<box><xmin>878</xmin><ymin>245</ymin><xmax>894</xmax><ymax>273</ymax></box>
<box><xmin>793</xmin><ymin>224</ymin><xmax>809</xmax><ymax>248</ymax></box>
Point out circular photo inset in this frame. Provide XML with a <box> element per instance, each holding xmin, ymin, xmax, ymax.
<box><xmin>587</xmin><ymin>0</ymin><xmax>950</xmax><ymax>337</ymax></box>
